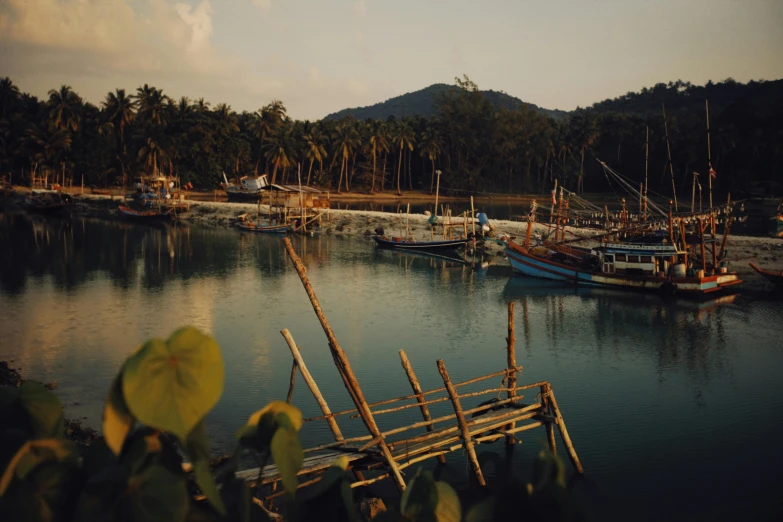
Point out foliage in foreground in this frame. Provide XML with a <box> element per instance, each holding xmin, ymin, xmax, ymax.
<box><xmin>0</xmin><ymin>327</ymin><xmax>582</xmax><ymax>522</ymax></box>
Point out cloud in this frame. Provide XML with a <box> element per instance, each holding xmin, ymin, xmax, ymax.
<box><xmin>353</xmin><ymin>0</ymin><xmax>367</xmax><ymax>17</ymax></box>
<box><xmin>355</xmin><ymin>31</ymin><xmax>365</xmax><ymax>45</ymax></box>
<box><xmin>348</xmin><ymin>78</ymin><xmax>368</xmax><ymax>96</ymax></box>
<box><xmin>174</xmin><ymin>1</ymin><xmax>214</xmax><ymax>53</ymax></box>
<box><xmin>251</xmin><ymin>0</ymin><xmax>272</xmax><ymax>13</ymax></box>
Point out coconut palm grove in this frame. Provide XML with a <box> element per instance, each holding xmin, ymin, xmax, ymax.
<box><xmin>1</xmin><ymin>75</ymin><xmax>781</xmax><ymax>198</ymax></box>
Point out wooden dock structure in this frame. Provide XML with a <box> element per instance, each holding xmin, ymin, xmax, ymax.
<box><xmin>238</xmin><ymin>238</ymin><xmax>584</xmax><ymax>501</ymax></box>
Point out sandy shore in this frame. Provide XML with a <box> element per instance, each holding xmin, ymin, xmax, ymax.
<box><xmin>9</xmin><ymin>191</ymin><xmax>783</xmax><ymax>292</ymax></box>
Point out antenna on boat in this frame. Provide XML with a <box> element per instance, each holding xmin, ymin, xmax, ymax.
<box><xmin>662</xmin><ymin>103</ymin><xmax>678</xmax><ymax>212</ymax></box>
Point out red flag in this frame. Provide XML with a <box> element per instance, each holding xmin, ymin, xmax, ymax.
<box><xmin>709</xmin><ymin>162</ymin><xmax>717</xmax><ymax>179</ymax></box>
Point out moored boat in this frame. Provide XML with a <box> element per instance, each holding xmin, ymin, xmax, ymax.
<box><xmin>372</xmin><ymin>235</ymin><xmax>471</xmax><ymax>251</ymax></box>
<box><xmin>117</xmin><ymin>205</ymin><xmax>172</xmax><ymax>221</ymax></box>
<box><xmin>222</xmin><ymin>173</ymin><xmax>268</xmax><ymax>201</ymax></box>
<box><xmin>236</xmin><ymin>220</ymin><xmax>290</xmax><ymax>234</ymax></box>
<box><xmin>25</xmin><ymin>190</ymin><xmax>72</xmax><ymax>215</ymax></box>
<box><xmin>748</xmin><ymin>262</ymin><xmax>783</xmax><ymax>288</ymax></box>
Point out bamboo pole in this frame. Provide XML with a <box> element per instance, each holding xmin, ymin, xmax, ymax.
<box><xmin>711</xmin><ymin>214</ymin><xmax>718</xmax><ymax>268</ymax></box>
<box><xmin>281</xmin><ymin>239</ymin><xmax>407</xmax><ymax>491</ymax></box>
<box><xmin>698</xmin><ymin>218</ymin><xmax>707</xmax><ymax>273</ymax></box>
<box><xmin>285</xmin><ymin>360</ymin><xmax>297</xmax><ymax>404</ymax></box>
<box><xmin>505</xmin><ymin>302</ymin><xmax>517</xmax><ymax>446</ymax></box>
<box><xmin>644</xmin><ymin>126</ymin><xmax>649</xmax><ymax>218</ymax></box>
<box><xmin>434</xmin><ymin>170</ymin><xmax>441</xmax><ymax>217</ymax></box>
<box><xmin>470</xmin><ymin>196</ymin><xmax>476</xmax><ymax>237</ymax></box>
<box><xmin>280</xmin><ymin>329</ymin><xmax>344</xmax><ymax>441</ymax></box>
<box><xmin>543</xmin><ymin>384</ymin><xmax>583</xmax><ymax>474</ymax></box>
<box><xmin>539</xmin><ymin>384</ymin><xmax>556</xmax><ymax>455</ymax></box>
<box><xmin>399</xmin><ymin>350</ymin><xmax>446</xmax><ymax>464</ymax></box>
<box><xmin>436</xmin><ymin>359</ymin><xmax>486</xmax><ymax>487</ymax></box>
<box><xmin>706</xmin><ymin>100</ymin><xmax>713</xmax><ymax>213</ymax></box>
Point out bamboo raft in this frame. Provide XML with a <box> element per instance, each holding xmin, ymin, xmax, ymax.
<box><xmin>235</xmin><ymin>238</ymin><xmax>584</xmax><ymax>502</ymax></box>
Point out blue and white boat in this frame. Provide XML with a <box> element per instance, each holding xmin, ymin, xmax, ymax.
<box><xmin>503</xmin><ymin>239</ymin><xmax>741</xmax><ymax>296</ymax></box>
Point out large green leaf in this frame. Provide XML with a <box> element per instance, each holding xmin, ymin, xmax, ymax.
<box><xmin>74</xmin><ymin>460</ymin><xmax>189</xmax><ymax>522</ymax></box>
<box><xmin>186</xmin><ymin>422</ymin><xmax>225</xmax><ymax>515</ymax></box>
<box><xmin>400</xmin><ymin>469</ymin><xmax>438</xmax><ymax>522</ymax></box>
<box><xmin>270</xmin><ymin>413</ymin><xmax>304</xmax><ymax>498</ymax></box>
<box><xmin>19</xmin><ymin>381</ymin><xmax>65</xmax><ymax>439</ymax></box>
<box><xmin>297</xmin><ymin>457</ymin><xmax>357</xmax><ymax>522</ymax></box>
<box><xmin>102</xmin><ymin>373</ymin><xmax>135</xmax><ymax>456</ymax></box>
<box><xmin>220</xmin><ymin>474</ymin><xmax>271</xmax><ymax>522</ymax></box>
<box><xmin>0</xmin><ymin>461</ymin><xmax>83</xmax><ymax>522</ymax></box>
<box><xmin>122</xmin><ymin>327</ymin><xmax>224</xmax><ymax>442</ymax></box>
<box><xmin>0</xmin><ymin>438</ymin><xmax>78</xmax><ymax>496</ymax></box>
<box><xmin>236</xmin><ymin>401</ymin><xmax>303</xmax><ymax>450</ymax></box>
<box><xmin>433</xmin><ymin>481</ymin><xmax>461</xmax><ymax>522</ymax></box>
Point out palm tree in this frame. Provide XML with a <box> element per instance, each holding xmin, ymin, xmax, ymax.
<box><xmin>102</xmin><ymin>89</ymin><xmax>136</xmax><ymax>185</ymax></box>
<box><xmin>20</xmin><ymin>123</ymin><xmax>72</xmax><ymax>179</ymax></box>
<box><xmin>135</xmin><ymin>84</ymin><xmax>168</xmax><ymax>127</ymax></box>
<box><xmin>332</xmin><ymin>123</ymin><xmax>361</xmax><ymax>192</ymax></box>
<box><xmin>47</xmin><ymin>85</ymin><xmax>82</xmax><ymax>132</ymax></box>
<box><xmin>264</xmin><ymin>126</ymin><xmax>294</xmax><ymax>184</ymax></box>
<box><xmin>303</xmin><ymin>127</ymin><xmax>328</xmax><ymax>186</ymax></box>
<box><xmin>0</xmin><ymin>77</ymin><xmax>20</xmax><ymax>120</ymax></box>
<box><xmin>392</xmin><ymin>122</ymin><xmax>414</xmax><ymax>195</ymax></box>
<box><xmin>137</xmin><ymin>136</ymin><xmax>170</xmax><ymax>175</ymax></box>
<box><xmin>419</xmin><ymin>126</ymin><xmax>442</xmax><ymax>194</ymax></box>
<box><xmin>367</xmin><ymin>121</ymin><xmax>389</xmax><ymax>193</ymax></box>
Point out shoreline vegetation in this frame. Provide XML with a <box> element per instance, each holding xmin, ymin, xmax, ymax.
<box><xmin>1</xmin><ymin>76</ymin><xmax>781</xmax><ymax>202</ymax></box>
<box><xmin>3</xmin><ymin>187</ymin><xmax>782</xmax><ymax>291</ymax></box>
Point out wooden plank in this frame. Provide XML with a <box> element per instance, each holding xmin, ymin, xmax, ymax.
<box><xmin>236</xmin><ymin>451</ymin><xmax>367</xmax><ymax>484</ymax></box>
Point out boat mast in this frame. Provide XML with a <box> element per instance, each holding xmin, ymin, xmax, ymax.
<box><xmin>662</xmin><ymin>103</ymin><xmax>678</xmax><ymax>211</ymax></box>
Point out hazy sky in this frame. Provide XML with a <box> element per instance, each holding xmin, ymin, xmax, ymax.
<box><xmin>1</xmin><ymin>0</ymin><xmax>781</xmax><ymax>120</ymax></box>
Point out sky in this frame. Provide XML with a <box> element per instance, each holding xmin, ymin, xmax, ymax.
<box><xmin>1</xmin><ymin>0</ymin><xmax>782</xmax><ymax>120</ymax></box>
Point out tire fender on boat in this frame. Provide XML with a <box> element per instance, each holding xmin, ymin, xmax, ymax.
<box><xmin>660</xmin><ymin>282</ymin><xmax>677</xmax><ymax>296</ymax></box>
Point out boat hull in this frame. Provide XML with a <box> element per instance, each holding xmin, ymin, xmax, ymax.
<box><xmin>236</xmin><ymin>222</ymin><xmax>289</xmax><ymax>234</ymax></box>
<box><xmin>504</xmin><ymin>241</ymin><xmax>741</xmax><ymax>295</ymax></box>
<box><xmin>118</xmin><ymin>205</ymin><xmax>172</xmax><ymax>221</ymax></box>
<box><xmin>372</xmin><ymin>235</ymin><xmax>470</xmax><ymax>251</ymax></box>
<box><xmin>225</xmin><ymin>189</ymin><xmax>264</xmax><ymax>201</ymax></box>
<box><xmin>749</xmin><ymin>262</ymin><xmax>783</xmax><ymax>288</ymax></box>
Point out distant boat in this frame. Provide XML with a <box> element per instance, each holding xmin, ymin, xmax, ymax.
<box><xmin>236</xmin><ymin>220</ymin><xmax>290</xmax><ymax>234</ymax></box>
<box><xmin>117</xmin><ymin>205</ymin><xmax>172</xmax><ymax>221</ymax></box>
<box><xmin>371</xmin><ymin>235</ymin><xmax>471</xmax><ymax>251</ymax></box>
<box><xmin>748</xmin><ymin>262</ymin><xmax>783</xmax><ymax>288</ymax></box>
<box><xmin>504</xmin><ymin>239</ymin><xmax>742</xmax><ymax>296</ymax></box>
<box><xmin>25</xmin><ymin>190</ymin><xmax>72</xmax><ymax>216</ymax></box>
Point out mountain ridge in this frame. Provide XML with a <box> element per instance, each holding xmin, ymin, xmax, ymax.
<box><xmin>323</xmin><ymin>83</ymin><xmax>567</xmax><ymax>121</ymax></box>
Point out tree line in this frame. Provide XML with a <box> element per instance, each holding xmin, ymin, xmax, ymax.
<box><xmin>1</xmin><ymin>75</ymin><xmax>780</xmax><ymax>198</ymax></box>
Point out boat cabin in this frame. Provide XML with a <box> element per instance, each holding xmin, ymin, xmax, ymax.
<box><xmin>241</xmin><ymin>175</ymin><xmax>268</xmax><ymax>191</ymax></box>
<box><xmin>601</xmin><ymin>243</ymin><xmax>681</xmax><ymax>276</ymax></box>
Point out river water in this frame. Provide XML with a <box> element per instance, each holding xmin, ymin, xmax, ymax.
<box><xmin>1</xmin><ymin>213</ymin><xmax>782</xmax><ymax>521</ymax></box>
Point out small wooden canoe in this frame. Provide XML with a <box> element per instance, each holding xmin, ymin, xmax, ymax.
<box><xmin>118</xmin><ymin>205</ymin><xmax>172</xmax><ymax>221</ymax></box>
<box><xmin>749</xmin><ymin>262</ymin><xmax>783</xmax><ymax>288</ymax></box>
<box><xmin>372</xmin><ymin>235</ymin><xmax>471</xmax><ymax>251</ymax></box>
<box><xmin>236</xmin><ymin>221</ymin><xmax>290</xmax><ymax>234</ymax></box>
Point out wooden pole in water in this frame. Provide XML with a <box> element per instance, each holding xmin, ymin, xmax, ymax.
<box><xmin>280</xmin><ymin>329</ymin><xmax>343</xmax><ymax>441</ymax></box>
<box><xmin>505</xmin><ymin>302</ymin><xmax>517</xmax><ymax>446</ymax></box>
<box><xmin>437</xmin><ymin>359</ymin><xmax>487</xmax><ymax>487</ymax></box>
<box><xmin>285</xmin><ymin>360</ymin><xmax>297</xmax><ymax>404</ymax></box>
<box><xmin>539</xmin><ymin>384</ymin><xmax>557</xmax><ymax>455</ymax></box>
<box><xmin>399</xmin><ymin>350</ymin><xmax>446</xmax><ymax>464</ymax></box>
<box><xmin>662</xmin><ymin>103</ymin><xmax>679</xmax><ymax>211</ymax></box>
<box><xmin>282</xmin><ymin>240</ymin><xmax>407</xmax><ymax>491</ymax></box>
<box><xmin>542</xmin><ymin>383</ymin><xmax>584</xmax><ymax>474</ymax></box>
<box><xmin>470</xmin><ymin>196</ymin><xmax>476</xmax><ymax>237</ymax></box>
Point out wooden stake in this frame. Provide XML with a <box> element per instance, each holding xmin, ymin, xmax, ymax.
<box><xmin>470</xmin><ymin>196</ymin><xmax>476</xmax><ymax>237</ymax></box>
<box><xmin>285</xmin><ymin>360</ymin><xmax>297</xmax><ymax>404</ymax></box>
<box><xmin>539</xmin><ymin>384</ymin><xmax>556</xmax><ymax>455</ymax></box>
<box><xmin>505</xmin><ymin>302</ymin><xmax>517</xmax><ymax>446</ymax></box>
<box><xmin>436</xmin><ymin>359</ymin><xmax>486</xmax><ymax>487</ymax></box>
<box><xmin>399</xmin><ymin>350</ymin><xmax>446</xmax><ymax>464</ymax></box>
<box><xmin>280</xmin><ymin>329</ymin><xmax>343</xmax><ymax>441</ymax></box>
<box><xmin>706</xmin><ymin>100</ymin><xmax>713</xmax><ymax>212</ymax></box>
<box><xmin>282</xmin><ymin>240</ymin><xmax>407</xmax><ymax>491</ymax></box>
<box><xmin>543</xmin><ymin>384</ymin><xmax>583</xmax><ymax>474</ymax></box>
<box><xmin>434</xmin><ymin>170</ymin><xmax>441</xmax><ymax>217</ymax></box>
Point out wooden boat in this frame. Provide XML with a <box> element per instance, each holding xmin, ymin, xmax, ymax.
<box><xmin>236</xmin><ymin>220</ymin><xmax>290</xmax><ymax>234</ymax></box>
<box><xmin>372</xmin><ymin>235</ymin><xmax>471</xmax><ymax>251</ymax></box>
<box><xmin>117</xmin><ymin>205</ymin><xmax>172</xmax><ymax>221</ymax></box>
<box><xmin>749</xmin><ymin>262</ymin><xmax>783</xmax><ymax>288</ymax></box>
<box><xmin>25</xmin><ymin>190</ymin><xmax>72</xmax><ymax>215</ymax></box>
<box><xmin>222</xmin><ymin>174</ymin><xmax>268</xmax><ymax>201</ymax></box>
<box><xmin>504</xmin><ymin>239</ymin><xmax>742</xmax><ymax>295</ymax></box>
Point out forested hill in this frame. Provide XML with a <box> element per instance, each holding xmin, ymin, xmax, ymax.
<box><xmin>589</xmin><ymin>79</ymin><xmax>783</xmax><ymax>116</ymax></box>
<box><xmin>324</xmin><ymin>83</ymin><xmax>567</xmax><ymax>121</ymax></box>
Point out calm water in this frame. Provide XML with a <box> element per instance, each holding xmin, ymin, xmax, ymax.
<box><xmin>1</xmin><ymin>213</ymin><xmax>782</xmax><ymax>521</ymax></box>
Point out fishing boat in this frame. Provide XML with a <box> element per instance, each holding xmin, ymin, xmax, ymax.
<box><xmin>372</xmin><ymin>235</ymin><xmax>471</xmax><ymax>251</ymax></box>
<box><xmin>25</xmin><ymin>190</ymin><xmax>72</xmax><ymax>215</ymax></box>
<box><xmin>117</xmin><ymin>205</ymin><xmax>172</xmax><ymax>221</ymax></box>
<box><xmin>236</xmin><ymin>220</ymin><xmax>290</xmax><ymax>234</ymax></box>
<box><xmin>748</xmin><ymin>262</ymin><xmax>783</xmax><ymax>288</ymax></box>
<box><xmin>222</xmin><ymin>173</ymin><xmax>268</xmax><ymax>201</ymax></box>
